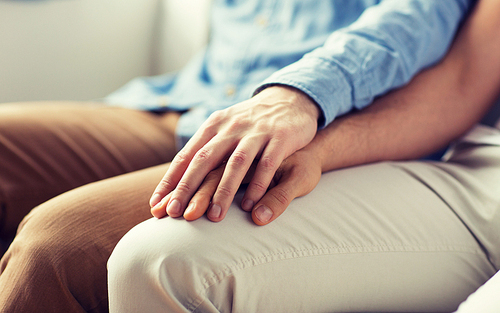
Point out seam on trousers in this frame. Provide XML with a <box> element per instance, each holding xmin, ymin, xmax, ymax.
<box><xmin>390</xmin><ymin>162</ymin><xmax>495</xmax><ymax>269</ymax></box>
<box><xmin>186</xmin><ymin>243</ymin><xmax>484</xmax><ymax>312</ymax></box>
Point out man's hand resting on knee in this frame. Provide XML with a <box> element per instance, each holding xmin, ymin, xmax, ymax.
<box><xmin>151</xmin><ymin>145</ymin><xmax>322</xmax><ymax>226</ymax></box>
<box><xmin>149</xmin><ymin>85</ymin><xmax>320</xmax><ymax>223</ymax></box>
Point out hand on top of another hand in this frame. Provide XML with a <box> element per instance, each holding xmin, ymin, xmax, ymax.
<box><xmin>150</xmin><ymin>85</ymin><xmax>320</xmax><ymax>222</ymax></box>
<box><xmin>151</xmin><ymin>146</ymin><xmax>322</xmax><ymax>225</ymax></box>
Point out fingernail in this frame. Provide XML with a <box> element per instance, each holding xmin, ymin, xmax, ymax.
<box><xmin>242</xmin><ymin>199</ymin><xmax>254</xmax><ymax>211</ymax></box>
<box><xmin>208</xmin><ymin>204</ymin><xmax>221</xmax><ymax>220</ymax></box>
<box><xmin>152</xmin><ymin>195</ymin><xmax>168</xmax><ymax>210</ymax></box>
<box><xmin>185</xmin><ymin>202</ymin><xmax>195</xmax><ymax>215</ymax></box>
<box><xmin>167</xmin><ymin>199</ymin><xmax>181</xmax><ymax>216</ymax></box>
<box><xmin>152</xmin><ymin>200</ymin><xmax>162</xmax><ymax>211</ymax></box>
<box><xmin>150</xmin><ymin>193</ymin><xmax>162</xmax><ymax>207</ymax></box>
<box><xmin>255</xmin><ymin>205</ymin><xmax>273</xmax><ymax>223</ymax></box>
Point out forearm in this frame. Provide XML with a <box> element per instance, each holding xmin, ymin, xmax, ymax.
<box><xmin>307</xmin><ymin>0</ymin><xmax>500</xmax><ymax>172</ymax></box>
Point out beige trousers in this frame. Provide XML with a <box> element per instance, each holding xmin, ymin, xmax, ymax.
<box><xmin>108</xmin><ymin>136</ymin><xmax>500</xmax><ymax>312</ymax></box>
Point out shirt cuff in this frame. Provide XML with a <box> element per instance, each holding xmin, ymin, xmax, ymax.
<box><xmin>253</xmin><ymin>57</ymin><xmax>358</xmax><ymax>129</ymax></box>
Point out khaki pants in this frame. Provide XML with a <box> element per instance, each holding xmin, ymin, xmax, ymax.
<box><xmin>107</xmin><ymin>141</ymin><xmax>500</xmax><ymax>312</ymax></box>
<box><xmin>1</xmin><ymin>103</ymin><xmax>499</xmax><ymax>312</ymax></box>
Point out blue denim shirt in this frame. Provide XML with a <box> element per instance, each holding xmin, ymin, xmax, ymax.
<box><xmin>106</xmin><ymin>0</ymin><xmax>473</xmax><ymax>148</ymax></box>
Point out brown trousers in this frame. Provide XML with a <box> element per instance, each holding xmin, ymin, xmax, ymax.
<box><xmin>0</xmin><ymin>102</ymin><xmax>179</xmax><ymax>312</ymax></box>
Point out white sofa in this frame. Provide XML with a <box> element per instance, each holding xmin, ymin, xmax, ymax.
<box><xmin>0</xmin><ymin>0</ymin><xmax>210</xmax><ymax>103</ymax></box>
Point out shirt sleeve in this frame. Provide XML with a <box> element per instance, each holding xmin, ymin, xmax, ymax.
<box><xmin>254</xmin><ymin>0</ymin><xmax>474</xmax><ymax>128</ymax></box>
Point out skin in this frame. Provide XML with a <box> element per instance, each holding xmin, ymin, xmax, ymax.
<box><xmin>152</xmin><ymin>0</ymin><xmax>500</xmax><ymax>225</ymax></box>
<box><xmin>150</xmin><ymin>85</ymin><xmax>320</xmax><ymax>222</ymax></box>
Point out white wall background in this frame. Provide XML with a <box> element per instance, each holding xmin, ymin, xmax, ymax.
<box><xmin>152</xmin><ymin>0</ymin><xmax>210</xmax><ymax>75</ymax></box>
<box><xmin>0</xmin><ymin>0</ymin><xmax>210</xmax><ymax>103</ymax></box>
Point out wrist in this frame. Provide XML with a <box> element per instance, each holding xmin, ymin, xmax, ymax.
<box><xmin>256</xmin><ymin>85</ymin><xmax>322</xmax><ymax>123</ymax></box>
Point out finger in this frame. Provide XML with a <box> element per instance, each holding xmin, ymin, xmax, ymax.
<box><xmin>149</xmin><ymin>117</ymin><xmax>221</xmax><ymax>208</ymax></box>
<box><xmin>208</xmin><ymin>137</ymin><xmax>264</xmax><ymax>221</ymax></box>
<box><xmin>183</xmin><ymin>166</ymin><xmax>224</xmax><ymax>221</ymax></box>
<box><xmin>149</xmin><ymin>152</ymin><xmax>190</xmax><ymax>208</ymax></box>
<box><xmin>150</xmin><ymin>192</ymin><xmax>171</xmax><ymax>218</ymax></box>
<box><xmin>241</xmin><ymin>140</ymin><xmax>287</xmax><ymax>212</ymax></box>
<box><xmin>166</xmin><ymin>137</ymin><xmax>235</xmax><ymax>217</ymax></box>
<box><xmin>251</xmin><ymin>172</ymin><xmax>300</xmax><ymax>226</ymax></box>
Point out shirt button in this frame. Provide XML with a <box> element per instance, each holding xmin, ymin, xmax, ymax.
<box><xmin>158</xmin><ymin>96</ymin><xmax>169</xmax><ymax>107</ymax></box>
<box><xmin>255</xmin><ymin>15</ymin><xmax>268</xmax><ymax>28</ymax></box>
<box><xmin>225</xmin><ymin>85</ymin><xmax>237</xmax><ymax>98</ymax></box>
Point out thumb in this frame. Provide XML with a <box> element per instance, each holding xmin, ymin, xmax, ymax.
<box><xmin>251</xmin><ymin>176</ymin><xmax>300</xmax><ymax>226</ymax></box>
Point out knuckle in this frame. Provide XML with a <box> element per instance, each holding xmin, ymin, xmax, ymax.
<box><xmin>198</xmin><ymin>125</ymin><xmax>215</xmax><ymax>138</ymax></box>
<box><xmin>297</xmin><ymin>167</ymin><xmax>313</xmax><ymax>182</ymax></box>
<box><xmin>227</xmin><ymin>119</ymin><xmax>246</xmax><ymax>132</ymax></box>
<box><xmin>229</xmin><ymin>150</ymin><xmax>249</xmax><ymax>167</ymax></box>
<box><xmin>175</xmin><ymin>181</ymin><xmax>193</xmax><ymax>194</ymax></box>
<box><xmin>157</xmin><ymin>178</ymin><xmax>175</xmax><ymax>191</ymax></box>
<box><xmin>172</xmin><ymin>150</ymin><xmax>190</xmax><ymax>166</ymax></box>
<box><xmin>271</xmin><ymin>187</ymin><xmax>291</xmax><ymax>206</ymax></box>
<box><xmin>255</xmin><ymin>124</ymin><xmax>272</xmax><ymax>136</ymax></box>
<box><xmin>207</xmin><ymin>110</ymin><xmax>225</xmax><ymax>125</ymax></box>
<box><xmin>272</xmin><ymin>128</ymin><xmax>287</xmax><ymax>139</ymax></box>
<box><xmin>202</xmin><ymin>111</ymin><xmax>226</xmax><ymax>134</ymax></box>
<box><xmin>250</xmin><ymin>180</ymin><xmax>269</xmax><ymax>194</ymax></box>
<box><xmin>194</xmin><ymin>148</ymin><xmax>212</xmax><ymax>162</ymax></box>
<box><xmin>259</xmin><ymin>156</ymin><xmax>277</xmax><ymax>171</ymax></box>
<box><xmin>216</xmin><ymin>185</ymin><xmax>234</xmax><ymax>198</ymax></box>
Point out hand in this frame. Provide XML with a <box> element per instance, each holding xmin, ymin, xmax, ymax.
<box><xmin>150</xmin><ymin>85</ymin><xmax>320</xmax><ymax>222</ymax></box>
<box><xmin>151</xmin><ymin>147</ymin><xmax>322</xmax><ymax>226</ymax></box>
<box><xmin>250</xmin><ymin>148</ymin><xmax>322</xmax><ymax>225</ymax></box>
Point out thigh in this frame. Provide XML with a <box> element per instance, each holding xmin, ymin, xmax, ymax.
<box><xmin>0</xmin><ymin>102</ymin><xmax>177</xmax><ymax>239</ymax></box>
<box><xmin>0</xmin><ymin>163</ymin><xmax>169</xmax><ymax>313</ymax></box>
<box><xmin>425</xmin><ymin>141</ymin><xmax>500</xmax><ymax>271</ymax></box>
<box><xmin>109</xmin><ymin>149</ymin><xmax>499</xmax><ymax>312</ymax></box>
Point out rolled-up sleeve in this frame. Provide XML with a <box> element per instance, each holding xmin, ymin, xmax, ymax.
<box><xmin>255</xmin><ymin>0</ymin><xmax>473</xmax><ymax>128</ymax></box>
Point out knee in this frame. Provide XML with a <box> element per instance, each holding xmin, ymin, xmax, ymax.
<box><xmin>8</xmin><ymin>205</ymin><xmax>81</xmax><ymax>272</ymax></box>
<box><xmin>4</xmin><ymin>194</ymin><xmax>112</xmax><ymax>283</ymax></box>
<box><xmin>108</xmin><ymin>217</ymin><xmax>229</xmax><ymax>312</ymax></box>
<box><xmin>1</xmin><ymin>221</ymin><xmax>108</xmax><ymax>309</ymax></box>
<box><xmin>6</xmin><ymin>206</ymin><xmax>108</xmax><ymax>283</ymax></box>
